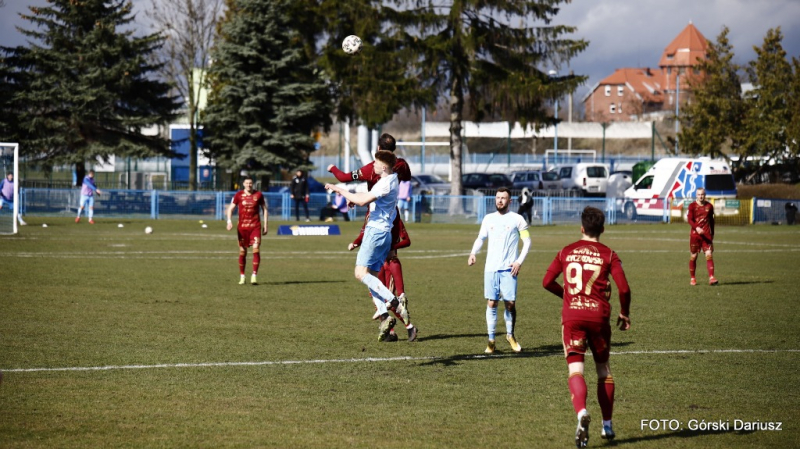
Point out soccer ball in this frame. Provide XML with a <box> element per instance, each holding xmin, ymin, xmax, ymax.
<box><xmin>342</xmin><ymin>35</ymin><xmax>363</xmax><ymax>55</ymax></box>
<box><xmin>145</xmin><ymin>226</ymin><xmax>153</xmax><ymax>234</ymax></box>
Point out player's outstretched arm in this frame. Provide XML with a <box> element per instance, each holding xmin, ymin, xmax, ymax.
<box><xmin>327</xmin><ymin>164</ymin><xmax>359</xmax><ymax>183</ymax></box>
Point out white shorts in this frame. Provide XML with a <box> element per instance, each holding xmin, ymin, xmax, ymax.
<box><xmin>484</xmin><ymin>270</ymin><xmax>517</xmax><ymax>301</ymax></box>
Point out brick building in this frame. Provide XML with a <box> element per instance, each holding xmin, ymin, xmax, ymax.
<box><xmin>582</xmin><ymin>23</ymin><xmax>709</xmax><ymax>122</ymax></box>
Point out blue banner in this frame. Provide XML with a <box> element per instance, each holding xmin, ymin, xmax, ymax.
<box><xmin>277</xmin><ymin>224</ymin><xmax>341</xmax><ymax>236</ymax></box>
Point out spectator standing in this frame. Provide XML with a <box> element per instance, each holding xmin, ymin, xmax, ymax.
<box><xmin>290</xmin><ymin>170</ymin><xmax>310</xmax><ymax>222</ymax></box>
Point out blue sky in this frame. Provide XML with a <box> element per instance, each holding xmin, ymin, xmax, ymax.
<box><xmin>2</xmin><ymin>0</ymin><xmax>799</xmax><ymax>101</ymax></box>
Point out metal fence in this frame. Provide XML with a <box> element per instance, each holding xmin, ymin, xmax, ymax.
<box><xmin>7</xmin><ymin>188</ymin><xmax>798</xmax><ymax>227</ymax></box>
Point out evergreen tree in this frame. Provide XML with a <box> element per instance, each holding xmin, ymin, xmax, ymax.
<box><xmin>678</xmin><ymin>26</ymin><xmax>744</xmax><ymax>159</ymax></box>
<box><xmin>741</xmin><ymin>27</ymin><xmax>793</xmax><ymax>163</ymax></box>
<box><xmin>204</xmin><ymin>0</ymin><xmax>333</xmax><ymax>178</ymax></box>
<box><xmin>787</xmin><ymin>57</ymin><xmax>800</xmax><ymax>157</ymax></box>
<box><xmin>0</xmin><ymin>0</ymin><xmax>179</xmax><ymax>167</ymax></box>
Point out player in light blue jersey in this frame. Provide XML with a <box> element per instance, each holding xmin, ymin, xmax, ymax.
<box><xmin>468</xmin><ymin>187</ymin><xmax>531</xmax><ymax>354</ymax></box>
<box><xmin>325</xmin><ymin>150</ymin><xmax>405</xmax><ymax>342</ymax></box>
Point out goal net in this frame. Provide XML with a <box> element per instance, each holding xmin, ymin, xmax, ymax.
<box><xmin>0</xmin><ymin>143</ymin><xmax>21</xmax><ymax>235</ymax></box>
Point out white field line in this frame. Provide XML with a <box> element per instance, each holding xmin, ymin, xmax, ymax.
<box><xmin>4</xmin><ymin>349</ymin><xmax>798</xmax><ymax>374</ymax></box>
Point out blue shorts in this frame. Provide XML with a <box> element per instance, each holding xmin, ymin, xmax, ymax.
<box><xmin>398</xmin><ymin>198</ymin><xmax>410</xmax><ymax>210</ymax></box>
<box><xmin>80</xmin><ymin>195</ymin><xmax>95</xmax><ymax>208</ymax></box>
<box><xmin>355</xmin><ymin>226</ymin><xmax>392</xmax><ymax>272</ymax></box>
<box><xmin>484</xmin><ymin>270</ymin><xmax>517</xmax><ymax>301</ymax></box>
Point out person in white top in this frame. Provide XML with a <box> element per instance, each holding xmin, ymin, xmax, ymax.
<box><xmin>468</xmin><ymin>187</ymin><xmax>531</xmax><ymax>354</ymax></box>
<box><xmin>325</xmin><ymin>150</ymin><xmax>405</xmax><ymax>342</ymax></box>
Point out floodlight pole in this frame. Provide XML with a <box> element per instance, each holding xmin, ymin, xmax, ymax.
<box><xmin>421</xmin><ymin>106</ymin><xmax>426</xmax><ymax>173</ymax></box>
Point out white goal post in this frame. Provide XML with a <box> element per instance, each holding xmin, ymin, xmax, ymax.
<box><xmin>0</xmin><ymin>142</ymin><xmax>20</xmax><ymax>235</ymax></box>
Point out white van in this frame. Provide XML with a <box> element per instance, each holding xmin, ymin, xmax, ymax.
<box><xmin>557</xmin><ymin>163</ymin><xmax>610</xmax><ymax>196</ymax></box>
<box><xmin>621</xmin><ymin>158</ymin><xmax>737</xmax><ymax>219</ymax></box>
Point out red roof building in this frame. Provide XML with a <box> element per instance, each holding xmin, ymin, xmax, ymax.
<box><xmin>583</xmin><ymin>23</ymin><xmax>709</xmax><ymax>122</ymax></box>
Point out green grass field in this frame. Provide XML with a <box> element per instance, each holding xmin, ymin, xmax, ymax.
<box><xmin>1</xmin><ymin>218</ymin><xmax>799</xmax><ymax>448</ymax></box>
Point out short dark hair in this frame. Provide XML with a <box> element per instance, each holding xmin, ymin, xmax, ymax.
<box><xmin>378</xmin><ymin>133</ymin><xmax>396</xmax><ymax>152</ymax></box>
<box><xmin>496</xmin><ymin>187</ymin><xmax>511</xmax><ymax>198</ymax></box>
<box><xmin>243</xmin><ymin>176</ymin><xmax>254</xmax><ymax>183</ymax></box>
<box><xmin>581</xmin><ymin>206</ymin><xmax>605</xmax><ymax>238</ymax></box>
<box><xmin>374</xmin><ymin>150</ymin><xmax>397</xmax><ymax>169</ymax></box>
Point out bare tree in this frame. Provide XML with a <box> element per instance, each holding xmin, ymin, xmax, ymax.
<box><xmin>148</xmin><ymin>0</ymin><xmax>224</xmax><ymax>190</ymax></box>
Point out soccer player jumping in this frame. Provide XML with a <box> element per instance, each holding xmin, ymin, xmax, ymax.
<box><xmin>542</xmin><ymin>206</ymin><xmax>631</xmax><ymax>448</ymax></box>
<box><xmin>687</xmin><ymin>187</ymin><xmax>718</xmax><ymax>286</ymax></box>
<box><xmin>325</xmin><ymin>150</ymin><xmax>408</xmax><ymax>342</ymax></box>
<box><xmin>226</xmin><ymin>177</ymin><xmax>269</xmax><ymax>285</ymax></box>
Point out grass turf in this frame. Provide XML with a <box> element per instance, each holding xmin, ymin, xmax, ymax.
<box><xmin>1</xmin><ymin>218</ymin><xmax>798</xmax><ymax>448</ymax></box>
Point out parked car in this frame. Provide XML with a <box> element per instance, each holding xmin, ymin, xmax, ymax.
<box><xmin>557</xmin><ymin>163</ymin><xmax>610</xmax><ymax>196</ymax></box>
<box><xmin>411</xmin><ymin>174</ymin><xmax>451</xmax><ymax>195</ymax></box>
<box><xmin>461</xmin><ymin>172</ymin><xmax>514</xmax><ymax>191</ymax></box>
<box><xmin>510</xmin><ymin>170</ymin><xmax>560</xmax><ymax>191</ymax></box>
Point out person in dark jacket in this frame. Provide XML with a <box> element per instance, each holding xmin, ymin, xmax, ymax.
<box><xmin>785</xmin><ymin>202</ymin><xmax>798</xmax><ymax>225</ymax></box>
<box><xmin>290</xmin><ymin>170</ymin><xmax>310</xmax><ymax>222</ymax></box>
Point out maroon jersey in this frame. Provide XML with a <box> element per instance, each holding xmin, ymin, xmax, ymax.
<box><xmin>543</xmin><ymin>240</ymin><xmax>631</xmax><ymax>324</ymax></box>
<box><xmin>231</xmin><ymin>190</ymin><xmax>266</xmax><ymax>230</ymax></box>
<box><xmin>358</xmin><ymin>158</ymin><xmax>411</xmax><ymax>189</ymax></box>
<box><xmin>687</xmin><ymin>201</ymin><xmax>714</xmax><ymax>239</ymax></box>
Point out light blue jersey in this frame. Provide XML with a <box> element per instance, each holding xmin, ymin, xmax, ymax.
<box><xmin>471</xmin><ymin>211</ymin><xmax>530</xmax><ymax>272</ymax></box>
<box><xmin>366</xmin><ymin>173</ymin><xmax>398</xmax><ymax>233</ymax></box>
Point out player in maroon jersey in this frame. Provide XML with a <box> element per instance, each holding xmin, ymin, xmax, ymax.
<box><xmin>327</xmin><ymin>133</ymin><xmax>418</xmax><ymax>341</ymax></box>
<box><xmin>226</xmin><ymin>177</ymin><xmax>269</xmax><ymax>285</ymax></box>
<box><xmin>542</xmin><ymin>206</ymin><xmax>631</xmax><ymax>447</ymax></box>
<box><xmin>687</xmin><ymin>187</ymin><xmax>718</xmax><ymax>286</ymax></box>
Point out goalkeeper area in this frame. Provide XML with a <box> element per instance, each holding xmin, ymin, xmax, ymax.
<box><xmin>0</xmin><ymin>143</ymin><xmax>20</xmax><ymax>234</ymax></box>
<box><xmin>1</xmin><ymin>219</ymin><xmax>798</xmax><ymax>448</ymax></box>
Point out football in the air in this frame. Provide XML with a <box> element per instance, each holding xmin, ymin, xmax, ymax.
<box><xmin>145</xmin><ymin>226</ymin><xmax>153</xmax><ymax>234</ymax></box>
<box><xmin>342</xmin><ymin>35</ymin><xmax>363</xmax><ymax>55</ymax></box>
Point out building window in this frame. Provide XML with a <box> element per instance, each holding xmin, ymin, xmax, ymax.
<box><xmin>618</xmin><ymin>103</ymin><xmax>622</xmax><ymax>114</ymax></box>
<box><xmin>617</xmin><ymin>86</ymin><xmax>624</xmax><ymax>96</ymax></box>
<box><xmin>604</xmin><ymin>85</ymin><xmax>611</xmax><ymax>96</ymax></box>
<box><xmin>609</xmin><ymin>104</ymin><xmax>616</xmax><ymax>114</ymax></box>
<box><xmin>666</xmin><ymin>53</ymin><xmax>674</xmax><ymax>60</ymax></box>
<box><xmin>679</xmin><ymin>67</ymin><xmax>686</xmax><ymax>75</ymax></box>
<box><xmin>667</xmin><ymin>67</ymin><xmax>672</xmax><ymax>75</ymax></box>
<box><xmin>693</xmin><ymin>67</ymin><xmax>700</xmax><ymax>75</ymax></box>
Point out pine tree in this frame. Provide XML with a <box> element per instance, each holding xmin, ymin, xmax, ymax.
<box><xmin>678</xmin><ymin>26</ymin><xmax>744</xmax><ymax>159</ymax></box>
<box><xmin>204</xmin><ymin>0</ymin><xmax>333</xmax><ymax>178</ymax></box>
<box><xmin>741</xmin><ymin>27</ymin><xmax>793</xmax><ymax>163</ymax></box>
<box><xmin>786</xmin><ymin>57</ymin><xmax>800</xmax><ymax>157</ymax></box>
<box><xmin>0</xmin><ymin>0</ymin><xmax>179</xmax><ymax>166</ymax></box>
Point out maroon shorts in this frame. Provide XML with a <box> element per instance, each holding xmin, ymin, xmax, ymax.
<box><xmin>690</xmin><ymin>234</ymin><xmax>713</xmax><ymax>253</ymax></box>
<box><xmin>238</xmin><ymin>226</ymin><xmax>262</xmax><ymax>248</ymax></box>
<box><xmin>562</xmin><ymin>320</ymin><xmax>611</xmax><ymax>364</ymax></box>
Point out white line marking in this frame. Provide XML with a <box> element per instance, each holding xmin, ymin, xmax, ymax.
<box><xmin>4</xmin><ymin>349</ymin><xmax>797</xmax><ymax>373</ymax></box>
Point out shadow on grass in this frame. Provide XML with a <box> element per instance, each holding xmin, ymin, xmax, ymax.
<box><xmin>614</xmin><ymin>428</ymin><xmax>756</xmax><ymax>445</ymax></box>
<box><xmin>713</xmin><ymin>280</ymin><xmax>774</xmax><ymax>286</ymax></box>
<box><xmin>418</xmin><ymin>333</ymin><xmax>486</xmax><ymax>342</ymax></box>
<box><xmin>261</xmin><ymin>280</ymin><xmax>346</xmax><ymax>286</ymax></box>
<box><xmin>417</xmin><ymin>341</ymin><xmax>637</xmax><ymax>367</ymax></box>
